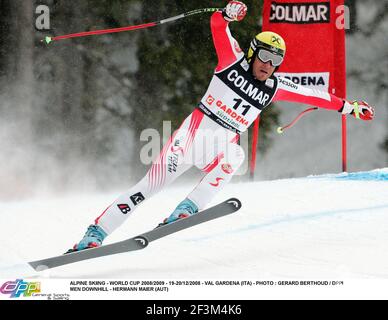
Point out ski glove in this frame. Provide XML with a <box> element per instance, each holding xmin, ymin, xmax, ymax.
<box><xmin>223</xmin><ymin>1</ymin><xmax>247</xmax><ymax>22</ymax></box>
<box><xmin>340</xmin><ymin>100</ymin><xmax>375</xmax><ymax>121</ymax></box>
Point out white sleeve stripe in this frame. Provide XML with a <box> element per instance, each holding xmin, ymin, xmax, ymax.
<box><xmin>225</xmin><ymin>27</ymin><xmax>244</xmax><ymax>60</ymax></box>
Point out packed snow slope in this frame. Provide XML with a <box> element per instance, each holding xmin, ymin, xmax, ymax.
<box><xmin>1</xmin><ymin>169</ymin><xmax>387</xmax><ymax>279</ymax></box>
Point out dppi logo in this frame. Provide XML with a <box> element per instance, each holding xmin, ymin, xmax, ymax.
<box><xmin>0</xmin><ymin>279</ymin><xmax>41</xmax><ymax>298</ymax></box>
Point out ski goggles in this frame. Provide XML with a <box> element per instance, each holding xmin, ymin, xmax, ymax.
<box><xmin>257</xmin><ymin>48</ymin><xmax>284</xmax><ymax>67</ymax></box>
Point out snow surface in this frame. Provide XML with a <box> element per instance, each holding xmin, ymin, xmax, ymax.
<box><xmin>0</xmin><ymin>169</ymin><xmax>387</xmax><ymax>280</ymax></box>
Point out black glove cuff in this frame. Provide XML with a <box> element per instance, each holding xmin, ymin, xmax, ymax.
<box><xmin>338</xmin><ymin>100</ymin><xmax>346</xmax><ymax>113</ymax></box>
<box><xmin>222</xmin><ymin>9</ymin><xmax>230</xmax><ymax>20</ymax></box>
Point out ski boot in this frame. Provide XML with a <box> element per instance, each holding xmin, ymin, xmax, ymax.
<box><xmin>66</xmin><ymin>224</ymin><xmax>107</xmax><ymax>254</ymax></box>
<box><xmin>158</xmin><ymin>198</ymin><xmax>199</xmax><ymax>227</ymax></box>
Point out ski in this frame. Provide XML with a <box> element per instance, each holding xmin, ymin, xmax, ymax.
<box><xmin>29</xmin><ymin>198</ymin><xmax>241</xmax><ymax>271</ymax></box>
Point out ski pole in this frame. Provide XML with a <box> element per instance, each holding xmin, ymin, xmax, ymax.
<box><xmin>277</xmin><ymin>107</ymin><xmax>318</xmax><ymax>134</ymax></box>
<box><xmin>43</xmin><ymin>8</ymin><xmax>221</xmax><ymax>44</ymax></box>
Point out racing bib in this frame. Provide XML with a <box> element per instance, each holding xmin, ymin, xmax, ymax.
<box><xmin>199</xmin><ymin>57</ymin><xmax>278</xmax><ymax>133</ymax></box>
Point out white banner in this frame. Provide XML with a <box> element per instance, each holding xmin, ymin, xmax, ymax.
<box><xmin>275</xmin><ymin>72</ymin><xmax>330</xmax><ymax>92</ymax></box>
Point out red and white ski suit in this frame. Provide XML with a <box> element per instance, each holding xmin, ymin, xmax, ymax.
<box><xmin>96</xmin><ymin>12</ymin><xmax>345</xmax><ymax>234</ymax></box>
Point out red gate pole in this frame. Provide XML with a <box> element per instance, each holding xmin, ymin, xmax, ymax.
<box><xmin>342</xmin><ymin>115</ymin><xmax>347</xmax><ymax>172</ymax></box>
<box><xmin>250</xmin><ymin>116</ymin><xmax>260</xmax><ymax>181</ymax></box>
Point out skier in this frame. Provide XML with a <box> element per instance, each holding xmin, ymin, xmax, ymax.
<box><xmin>69</xmin><ymin>1</ymin><xmax>374</xmax><ymax>252</ymax></box>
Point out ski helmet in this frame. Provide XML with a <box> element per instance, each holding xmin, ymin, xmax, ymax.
<box><xmin>247</xmin><ymin>31</ymin><xmax>286</xmax><ymax>65</ymax></box>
